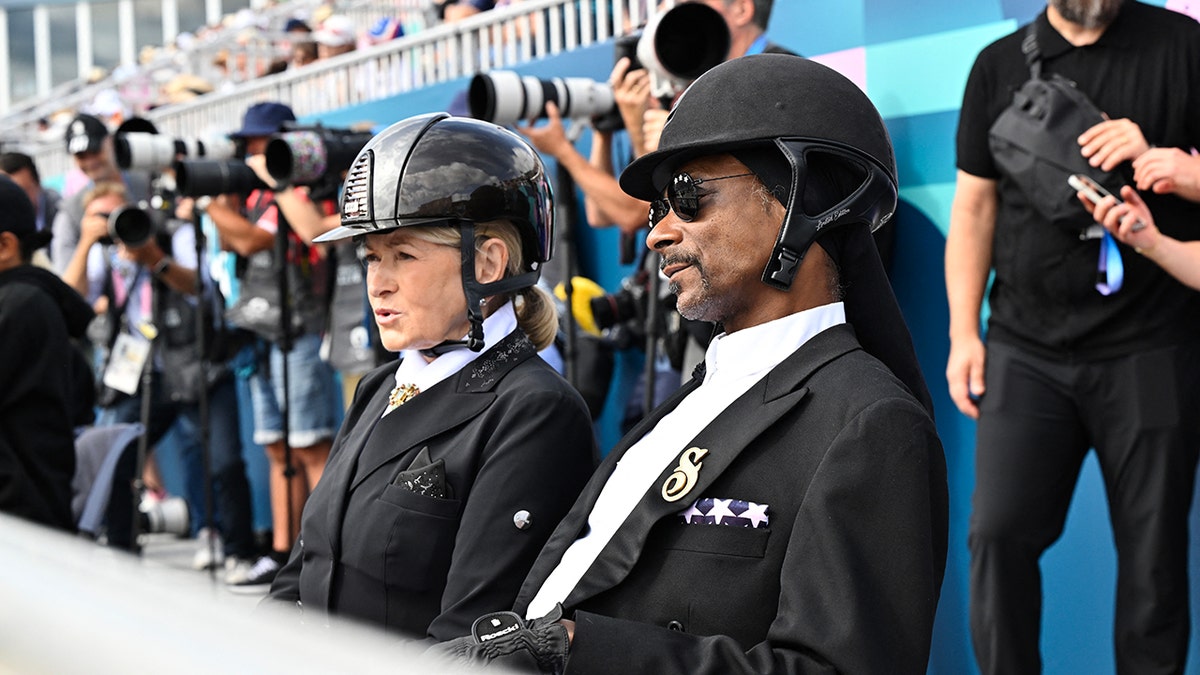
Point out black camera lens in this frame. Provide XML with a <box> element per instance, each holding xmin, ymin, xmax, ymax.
<box><xmin>265</xmin><ymin>128</ymin><xmax>374</xmax><ymax>187</ymax></box>
<box><xmin>590</xmin><ymin>287</ymin><xmax>642</xmax><ymax>330</ymax></box>
<box><xmin>175</xmin><ymin>159</ymin><xmax>267</xmax><ymax>197</ymax></box>
<box><xmin>108</xmin><ymin>206</ymin><xmax>155</xmax><ymax>248</ymax></box>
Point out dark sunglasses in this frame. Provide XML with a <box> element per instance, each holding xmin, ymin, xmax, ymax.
<box><xmin>648</xmin><ymin>172</ymin><xmax>755</xmax><ymax>228</ymax></box>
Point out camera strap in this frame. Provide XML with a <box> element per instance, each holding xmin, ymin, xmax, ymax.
<box><xmin>104</xmin><ymin>264</ymin><xmax>149</xmax><ymax>350</ymax></box>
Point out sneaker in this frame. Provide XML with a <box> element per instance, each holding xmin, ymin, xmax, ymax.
<box><xmin>192</xmin><ymin>528</ymin><xmax>225</xmax><ymax>570</ymax></box>
<box><xmin>227</xmin><ymin>555</ymin><xmax>280</xmax><ymax>594</ymax></box>
<box><xmin>223</xmin><ymin>557</ymin><xmax>255</xmax><ymax>585</ymax></box>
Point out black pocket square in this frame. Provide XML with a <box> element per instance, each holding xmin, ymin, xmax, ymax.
<box><xmin>393</xmin><ymin>446</ymin><xmax>451</xmax><ymax>499</ymax></box>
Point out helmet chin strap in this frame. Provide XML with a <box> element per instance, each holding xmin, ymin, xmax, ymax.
<box><xmin>419</xmin><ymin>222</ymin><xmax>541</xmax><ymax>357</ymax></box>
<box><xmin>761</xmin><ymin>138</ymin><xmax>897</xmax><ymax>291</ymax></box>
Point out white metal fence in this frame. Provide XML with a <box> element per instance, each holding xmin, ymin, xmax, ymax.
<box><xmin>15</xmin><ymin>0</ymin><xmax>653</xmax><ymax>181</ymax></box>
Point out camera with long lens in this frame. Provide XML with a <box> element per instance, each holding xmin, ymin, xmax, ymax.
<box><xmin>174</xmin><ymin>159</ymin><xmax>267</xmax><ymax>197</ymax></box>
<box><xmin>264</xmin><ymin>125</ymin><xmax>374</xmax><ymax>189</ymax></box>
<box><xmin>103</xmin><ymin>205</ymin><xmax>157</xmax><ymax>248</ymax></box>
<box><xmin>468</xmin><ymin>2</ymin><xmax>728</xmax><ymax>128</ymax></box>
<box><xmin>99</xmin><ymin>201</ymin><xmax>180</xmax><ymax>248</ymax></box>
<box><xmin>636</xmin><ymin>2</ymin><xmax>730</xmax><ymax>98</ymax></box>
<box><xmin>468</xmin><ymin>71</ymin><xmax>616</xmax><ymax>126</ymax></box>
<box><xmin>114</xmin><ymin>132</ymin><xmax>237</xmax><ymax>173</ymax></box>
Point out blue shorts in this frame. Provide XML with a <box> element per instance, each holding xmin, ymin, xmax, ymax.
<box><xmin>248</xmin><ymin>333</ymin><xmax>339</xmax><ymax>447</ymax></box>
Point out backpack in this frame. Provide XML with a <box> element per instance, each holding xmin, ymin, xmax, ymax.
<box><xmin>988</xmin><ymin>24</ymin><xmax>1127</xmax><ymax>232</ymax></box>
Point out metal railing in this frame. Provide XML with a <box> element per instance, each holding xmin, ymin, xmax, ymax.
<box><xmin>17</xmin><ymin>0</ymin><xmax>653</xmax><ymax>181</ymax></box>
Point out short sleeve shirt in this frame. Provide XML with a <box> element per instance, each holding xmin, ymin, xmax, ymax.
<box><xmin>956</xmin><ymin>2</ymin><xmax>1200</xmax><ymax>358</ymax></box>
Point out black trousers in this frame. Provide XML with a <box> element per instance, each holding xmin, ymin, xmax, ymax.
<box><xmin>969</xmin><ymin>340</ymin><xmax>1200</xmax><ymax>675</ymax></box>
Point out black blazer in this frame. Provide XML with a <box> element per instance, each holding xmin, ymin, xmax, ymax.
<box><xmin>514</xmin><ymin>325</ymin><xmax>949</xmax><ymax>674</ymax></box>
<box><xmin>268</xmin><ymin>331</ymin><xmax>598</xmax><ymax>641</ymax></box>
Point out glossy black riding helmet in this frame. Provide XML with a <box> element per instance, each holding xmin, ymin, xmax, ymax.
<box><xmin>619</xmin><ymin>54</ymin><xmax>931</xmax><ymax>414</ymax></box>
<box><xmin>316</xmin><ymin>112</ymin><xmax>554</xmax><ymax>352</ymax></box>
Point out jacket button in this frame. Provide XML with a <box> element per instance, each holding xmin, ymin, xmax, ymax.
<box><xmin>667</xmin><ymin>620</ymin><xmax>684</xmax><ymax>632</ymax></box>
<box><xmin>513</xmin><ymin>510</ymin><xmax>533</xmax><ymax>530</ymax></box>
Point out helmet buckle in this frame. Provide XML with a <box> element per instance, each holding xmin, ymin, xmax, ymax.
<box><xmin>767</xmin><ymin>247</ymin><xmax>801</xmax><ymax>288</ymax></box>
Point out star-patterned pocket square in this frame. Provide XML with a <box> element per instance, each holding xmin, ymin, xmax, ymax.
<box><xmin>679</xmin><ymin>497</ymin><xmax>769</xmax><ymax>529</ymax></box>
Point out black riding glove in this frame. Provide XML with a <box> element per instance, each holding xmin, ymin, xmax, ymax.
<box><xmin>425</xmin><ymin>603</ymin><xmax>570</xmax><ymax>674</ymax></box>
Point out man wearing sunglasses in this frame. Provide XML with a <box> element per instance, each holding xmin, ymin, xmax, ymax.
<box><xmin>433</xmin><ymin>54</ymin><xmax>947</xmax><ymax>674</ymax></box>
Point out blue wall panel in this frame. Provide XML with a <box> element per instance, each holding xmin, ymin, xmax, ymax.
<box><xmin>863</xmin><ymin>0</ymin><xmax>1005</xmax><ymax>45</ymax></box>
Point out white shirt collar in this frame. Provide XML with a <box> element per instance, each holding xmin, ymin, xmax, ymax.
<box><xmin>392</xmin><ymin>300</ymin><xmax>519</xmax><ymax>393</ymax></box>
<box><xmin>703</xmin><ymin>302</ymin><xmax>846</xmax><ymax>385</ymax></box>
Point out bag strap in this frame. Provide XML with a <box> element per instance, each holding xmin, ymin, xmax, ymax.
<box><xmin>1022</xmin><ymin>23</ymin><xmax>1042</xmax><ymax>80</ymax></box>
<box><xmin>246</xmin><ymin>189</ymin><xmax>275</xmax><ymax>224</ymax></box>
<box><xmin>105</xmin><ymin>266</ymin><xmax>147</xmax><ymax>349</ymax></box>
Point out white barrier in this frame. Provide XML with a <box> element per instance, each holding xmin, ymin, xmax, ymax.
<box><xmin>0</xmin><ymin>513</ymin><xmax>513</xmax><ymax>674</ymax></box>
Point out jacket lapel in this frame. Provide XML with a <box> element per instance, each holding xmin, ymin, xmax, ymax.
<box><xmin>556</xmin><ymin>325</ymin><xmax>862</xmax><ymax>610</ymax></box>
<box><xmin>348</xmin><ymin>331</ymin><xmax>539</xmax><ymax>491</ymax></box>
<box><xmin>515</xmin><ymin>374</ymin><xmax>705</xmax><ymax>611</ymax></box>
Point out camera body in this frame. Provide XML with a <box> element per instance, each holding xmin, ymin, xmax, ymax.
<box><xmin>114</xmin><ymin>132</ymin><xmax>237</xmax><ymax>173</ymax></box>
<box><xmin>613</xmin><ymin>32</ymin><xmax>643</xmax><ymax>74</ymax></box>
<box><xmin>591</xmin><ymin>269</ymin><xmax>650</xmax><ymax>334</ymax></box>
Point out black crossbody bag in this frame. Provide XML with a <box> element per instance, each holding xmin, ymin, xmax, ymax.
<box><xmin>988</xmin><ymin>24</ymin><xmax>1127</xmax><ymax>234</ymax></box>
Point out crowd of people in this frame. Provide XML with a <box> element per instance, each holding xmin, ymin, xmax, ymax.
<box><xmin>19</xmin><ymin>2</ymin><xmax>416</xmax><ymax>147</ymax></box>
<box><xmin>2</xmin><ymin>0</ymin><xmax>1200</xmax><ymax>672</ymax></box>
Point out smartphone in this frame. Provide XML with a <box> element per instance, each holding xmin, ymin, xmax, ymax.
<box><xmin>1068</xmin><ymin>174</ymin><xmax>1146</xmax><ymax>232</ymax></box>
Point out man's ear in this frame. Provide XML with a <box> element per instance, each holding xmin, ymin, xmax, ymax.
<box><xmin>475</xmin><ymin>237</ymin><xmax>510</xmax><ymax>285</ymax></box>
<box><xmin>0</xmin><ymin>231</ymin><xmax>22</xmax><ymax>271</ymax></box>
<box><xmin>727</xmin><ymin>0</ymin><xmax>755</xmax><ymax>29</ymax></box>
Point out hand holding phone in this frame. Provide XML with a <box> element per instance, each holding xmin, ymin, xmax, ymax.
<box><xmin>1069</xmin><ymin>174</ymin><xmax>1147</xmax><ymax>232</ymax></box>
<box><xmin>1069</xmin><ymin>174</ymin><xmax>1146</xmax><ymax>232</ymax></box>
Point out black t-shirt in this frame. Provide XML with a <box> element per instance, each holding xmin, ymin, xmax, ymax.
<box><xmin>957</xmin><ymin>2</ymin><xmax>1200</xmax><ymax>359</ymax></box>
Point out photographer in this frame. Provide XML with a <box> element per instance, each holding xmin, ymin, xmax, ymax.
<box><xmin>51</xmin><ymin>113</ymin><xmax>151</xmax><ymax>274</ymax></box>
<box><xmin>202</xmin><ymin>102</ymin><xmax>339</xmax><ymax>592</ymax></box>
<box><xmin>60</xmin><ymin>182</ymin><xmax>255</xmax><ymax>565</ymax></box>
<box><xmin>251</xmin><ymin>124</ymin><xmax>387</xmax><ymax>408</ymax></box>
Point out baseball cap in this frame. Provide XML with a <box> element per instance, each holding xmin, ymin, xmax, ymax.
<box><xmin>229</xmin><ymin>102</ymin><xmax>296</xmax><ymax>139</ymax></box>
<box><xmin>284</xmin><ymin>17</ymin><xmax>311</xmax><ymax>33</ymax></box>
<box><xmin>0</xmin><ymin>174</ymin><xmax>37</xmax><ymax>239</ymax></box>
<box><xmin>315</xmin><ymin>15</ymin><xmax>356</xmax><ymax>47</ymax></box>
<box><xmin>366</xmin><ymin>16</ymin><xmax>404</xmax><ymax>45</ymax></box>
<box><xmin>65</xmin><ymin>113</ymin><xmax>109</xmax><ymax>156</ymax></box>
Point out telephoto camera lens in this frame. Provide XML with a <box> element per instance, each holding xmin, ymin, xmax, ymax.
<box><xmin>468</xmin><ymin>71</ymin><xmax>615</xmax><ymax>126</ymax></box>
<box><xmin>638</xmin><ymin>2</ymin><xmax>730</xmax><ymax>83</ymax></box>
<box><xmin>107</xmin><ymin>206</ymin><xmax>155</xmax><ymax>248</ymax></box>
<box><xmin>115</xmin><ymin>132</ymin><xmax>237</xmax><ymax>172</ymax></box>
<box><xmin>174</xmin><ymin>159</ymin><xmax>267</xmax><ymax>197</ymax></box>
<box><xmin>265</xmin><ymin>127</ymin><xmax>374</xmax><ymax>187</ymax></box>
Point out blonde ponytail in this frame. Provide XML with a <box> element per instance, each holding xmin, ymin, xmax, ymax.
<box><xmin>515</xmin><ymin>285</ymin><xmax>559</xmax><ymax>350</ymax></box>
